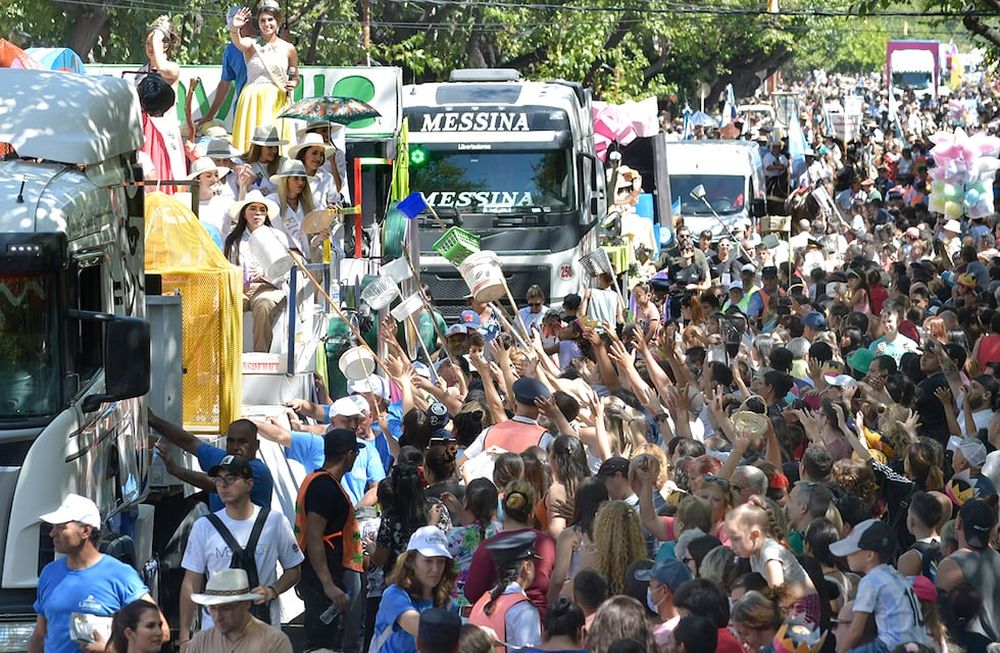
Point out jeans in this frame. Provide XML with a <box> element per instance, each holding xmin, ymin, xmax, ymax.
<box><xmin>297</xmin><ymin>568</ymin><xmax>362</xmax><ymax>652</ymax></box>
<box><xmin>850</xmin><ymin>639</ymin><xmax>890</xmax><ymax>653</ymax></box>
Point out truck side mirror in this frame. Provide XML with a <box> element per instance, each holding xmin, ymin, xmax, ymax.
<box><xmin>751</xmin><ymin>198</ymin><xmax>767</xmax><ymax>218</ymax></box>
<box><xmin>82</xmin><ymin>317</ymin><xmax>151</xmax><ymax>413</ymax></box>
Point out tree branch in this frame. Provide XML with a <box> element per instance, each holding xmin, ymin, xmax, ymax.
<box><xmin>963</xmin><ymin>11</ymin><xmax>1000</xmax><ymax>48</ymax></box>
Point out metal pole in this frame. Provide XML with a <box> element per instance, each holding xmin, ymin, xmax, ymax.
<box><xmin>286</xmin><ymin>268</ymin><xmax>297</xmax><ymax>374</ymax></box>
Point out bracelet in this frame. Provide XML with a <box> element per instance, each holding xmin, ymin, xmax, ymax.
<box><xmin>267</xmin><ymin>585</ymin><xmax>278</xmax><ymax>599</ymax></box>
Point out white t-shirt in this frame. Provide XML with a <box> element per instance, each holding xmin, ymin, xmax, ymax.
<box><xmin>181</xmin><ymin>506</ymin><xmax>305</xmax><ymax>629</ymax></box>
<box><xmin>852</xmin><ymin>564</ymin><xmax>927</xmax><ymax>649</ymax></box>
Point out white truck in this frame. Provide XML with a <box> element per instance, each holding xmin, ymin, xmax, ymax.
<box><xmin>664</xmin><ymin>140</ymin><xmax>767</xmax><ymax>239</ymax></box>
<box><xmin>403</xmin><ymin>69</ymin><xmax>606</xmax><ymax>317</ymax></box>
<box><xmin>0</xmin><ymin>69</ymin><xmax>155</xmax><ymax>650</ymax></box>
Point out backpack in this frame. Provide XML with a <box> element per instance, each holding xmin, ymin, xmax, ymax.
<box><xmin>205</xmin><ymin>508</ymin><xmax>272</xmax><ymax>623</ymax></box>
<box><xmin>910</xmin><ymin>539</ymin><xmax>942</xmax><ymax>582</ymax></box>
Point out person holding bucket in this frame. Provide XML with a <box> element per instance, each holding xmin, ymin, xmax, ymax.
<box><xmin>223</xmin><ymin>189</ymin><xmax>297</xmax><ymax>352</ymax></box>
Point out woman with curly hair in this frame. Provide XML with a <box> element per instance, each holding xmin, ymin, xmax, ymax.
<box><xmin>373</xmin><ymin>526</ymin><xmax>457</xmax><ymax>653</ymax></box>
<box><xmin>539</xmin><ymin>435</ymin><xmax>591</xmax><ymax>536</ymax></box>
<box><xmin>593</xmin><ymin>500</ymin><xmax>648</xmax><ymax>596</ymax></box>
<box><xmin>832</xmin><ymin>459</ymin><xmax>883</xmax><ymax>518</ymax></box>
<box><xmin>584</xmin><ymin>596</ymin><xmax>655</xmax><ymax>653</ymax></box>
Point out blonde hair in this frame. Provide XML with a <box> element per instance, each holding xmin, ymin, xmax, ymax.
<box><xmin>726</xmin><ymin>495</ymin><xmax>785</xmax><ymax>541</ymax></box>
<box><xmin>386</xmin><ymin>550</ymin><xmax>457</xmax><ymax>608</ymax></box>
<box><xmin>632</xmin><ymin>444</ymin><xmax>669</xmax><ymax>487</ymax></box>
<box><xmin>602</xmin><ymin>397</ymin><xmax>645</xmax><ymax>458</ymax></box>
<box><xmin>593</xmin><ymin>500</ymin><xmax>647</xmax><ymax>595</ymax></box>
<box><xmin>277</xmin><ymin>175</ymin><xmax>316</xmax><ymax>218</ymax></box>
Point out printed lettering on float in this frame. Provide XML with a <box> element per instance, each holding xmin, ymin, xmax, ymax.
<box><xmin>424</xmin><ymin>191</ymin><xmax>535</xmax><ymax>209</ymax></box>
<box><xmin>420</xmin><ymin>112</ymin><xmax>531</xmax><ymax>132</ymax></box>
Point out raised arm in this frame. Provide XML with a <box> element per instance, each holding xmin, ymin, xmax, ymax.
<box><xmin>147</xmin><ymin>28</ymin><xmax>180</xmax><ymax>84</ymax></box>
<box><xmin>149</xmin><ymin>411</ymin><xmax>203</xmax><ymax>455</ymax></box>
<box><xmin>229</xmin><ymin>7</ymin><xmax>256</xmax><ymax>55</ymax></box>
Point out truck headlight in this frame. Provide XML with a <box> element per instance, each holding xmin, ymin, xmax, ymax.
<box><xmin>0</xmin><ymin>622</ymin><xmax>35</xmax><ymax>652</ymax></box>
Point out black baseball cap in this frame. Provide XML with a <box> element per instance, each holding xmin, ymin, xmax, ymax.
<box><xmin>597</xmin><ymin>456</ymin><xmax>630</xmax><ymax>478</ymax></box>
<box><xmin>324</xmin><ymin>428</ymin><xmax>362</xmax><ymax>457</ymax></box>
<box><xmin>960</xmin><ymin>499</ymin><xmax>997</xmax><ymax>550</ymax></box>
<box><xmin>208</xmin><ymin>454</ymin><xmax>253</xmax><ymax>478</ymax></box>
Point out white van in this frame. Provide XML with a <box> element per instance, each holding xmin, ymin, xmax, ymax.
<box><xmin>664</xmin><ymin>140</ymin><xmax>767</xmax><ymax>239</ymax></box>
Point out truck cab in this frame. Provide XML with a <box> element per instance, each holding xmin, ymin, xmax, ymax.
<box><xmin>664</xmin><ymin>140</ymin><xmax>766</xmax><ymax>239</ymax></box>
<box><xmin>0</xmin><ymin>69</ymin><xmax>151</xmax><ymax>647</ymax></box>
<box><xmin>403</xmin><ymin>69</ymin><xmax>605</xmax><ymax>318</ymax></box>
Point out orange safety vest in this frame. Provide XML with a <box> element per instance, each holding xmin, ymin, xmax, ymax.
<box><xmin>483</xmin><ymin>419</ymin><xmax>546</xmax><ymax>454</ymax></box>
<box><xmin>469</xmin><ymin>590</ymin><xmax>531</xmax><ymax>653</ymax></box>
<box><xmin>294</xmin><ymin>470</ymin><xmax>364</xmax><ymax>573</ymax></box>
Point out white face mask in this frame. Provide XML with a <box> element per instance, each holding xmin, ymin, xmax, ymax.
<box><xmin>646</xmin><ymin>587</ymin><xmax>660</xmax><ymax>613</ymax></box>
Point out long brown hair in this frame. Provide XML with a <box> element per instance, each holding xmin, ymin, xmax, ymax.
<box><xmin>386</xmin><ymin>550</ymin><xmax>457</xmax><ymax>608</ymax></box>
<box><xmin>242</xmin><ymin>144</ymin><xmax>281</xmax><ymax>176</ymax></box>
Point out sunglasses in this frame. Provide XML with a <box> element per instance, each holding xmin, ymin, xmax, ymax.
<box><xmin>704</xmin><ymin>474</ymin><xmax>731</xmax><ymax>488</ymax></box>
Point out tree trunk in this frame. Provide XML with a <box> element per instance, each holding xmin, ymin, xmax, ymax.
<box><xmin>62</xmin><ymin>3</ymin><xmax>111</xmax><ymax>60</ymax></box>
<box><xmin>711</xmin><ymin>46</ymin><xmax>792</xmax><ymax>99</ymax></box>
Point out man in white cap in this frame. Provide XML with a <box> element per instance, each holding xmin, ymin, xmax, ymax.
<box><xmin>29</xmin><ymin>494</ymin><xmax>164</xmax><ymax>653</ymax></box>
<box><xmin>255</xmin><ymin>396</ymin><xmax>385</xmax><ymax>507</ymax></box>
<box><xmin>188</xmin><ymin>569</ymin><xmax>292</xmax><ymax>652</ymax></box>
<box><xmin>349</xmin><ymin>374</ymin><xmax>400</xmax><ymax>472</ymax></box>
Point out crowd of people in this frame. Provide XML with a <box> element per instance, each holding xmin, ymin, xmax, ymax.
<box><xmin>23</xmin><ymin>12</ymin><xmax>1000</xmax><ymax>653</ymax></box>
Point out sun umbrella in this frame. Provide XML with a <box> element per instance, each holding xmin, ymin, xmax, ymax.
<box><xmin>278</xmin><ymin>95</ymin><xmax>380</xmax><ymax>125</ymax></box>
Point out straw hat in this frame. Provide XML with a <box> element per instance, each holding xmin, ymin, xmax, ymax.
<box><xmin>250</xmin><ymin>125</ymin><xmax>288</xmax><ymax>147</ymax></box>
<box><xmin>185</xmin><ymin>157</ymin><xmax>230</xmax><ymax>180</ymax></box>
<box><xmin>288</xmin><ymin>133</ymin><xmax>335</xmax><ymax>160</ymax></box>
<box><xmin>269</xmin><ymin>159</ymin><xmax>314</xmax><ymax>184</ymax></box>
<box><xmin>190</xmin><ymin>569</ymin><xmax>263</xmax><ymax>606</ymax></box>
<box><xmin>228</xmin><ymin>189</ymin><xmax>279</xmax><ymax>220</ymax></box>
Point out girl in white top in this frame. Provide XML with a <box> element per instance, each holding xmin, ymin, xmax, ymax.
<box><xmin>242</xmin><ymin>125</ymin><xmax>287</xmax><ymax>196</ymax></box>
<box><xmin>725</xmin><ymin>497</ymin><xmax>819</xmax><ymax>628</ymax></box>
<box><xmin>266</xmin><ymin>159</ymin><xmax>315</xmax><ymax>258</ymax></box>
<box><xmin>223</xmin><ymin>190</ymin><xmax>295</xmax><ymax>352</ymax></box>
<box><xmin>177</xmin><ymin>157</ymin><xmax>249</xmax><ymax>247</ymax></box>
<box><xmin>290</xmin><ymin>133</ymin><xmax>351</xmax><ymax>207</ymax></box>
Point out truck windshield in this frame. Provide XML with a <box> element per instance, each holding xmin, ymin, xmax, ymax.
<box><xmin>410</xmin><ymin>149</ymin><xmax>574</xmax><ymax>214</ymax></box>
<box><xmin>0</xmin><ymin>274</ymin><xmax>59</xmax><ymax>419</ymax></box>
<box><xmin>892</xmin><ymin>71</ymin><xmax>933</xmax><ymax>89</ymax></box>
<box><xmin>670</xmin><ymin>174</ymin><xmax>746</xmax><ymax>216</ymax></box>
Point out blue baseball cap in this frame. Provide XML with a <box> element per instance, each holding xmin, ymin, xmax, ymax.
<box><xmin>634</xmin><ymin>559</ymin><xmax>693</xmax><ymax>591</ymax></box>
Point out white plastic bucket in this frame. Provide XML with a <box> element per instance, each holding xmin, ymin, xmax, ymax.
<box><xmin>391</xmin><ymin>293</ymin><xmax>424</xmax><ymax>321</ymax></box>
<box><xmin>339</xmin><ymin>346</ymin><xmax>376</xmax><ymax>380</ymax></box>
<box><xmin>248</xmin><ymin>227</ymin><xmax>295</xmax><ymax>282</ymax></box>
<box><xmin>380</xmin><ymin>257</ymin><xmax>413</xmax><ymax>283</ymax></box>
<box><xmin>361</xmin><ymin>277</ymin><xmax>400</xmax><ymax>311</ymax></box>
<box><xmin>459</xmin><ymin>250</ymin><xmax>505</xmax><ymax>303</ymax></box>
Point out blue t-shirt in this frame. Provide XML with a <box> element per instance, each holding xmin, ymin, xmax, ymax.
<box><xmin>196</xmin><ymin>443</ymin><xmax>274</xmax><ymax>512</ymax></box>
<box><xmin>372</xmin><ymin>401</ymin><xmax>404</xmax><ymax>472</ymax></box>
<box><xmin>221</xmin><ymin>44</ymin><xmax>248</xmax><ymax>99</ymax></box>
<box><xmin>34</xmin><ymin>555</ymin><xmax>148</xmax><ymax>653</ymax></box>
<box><xmin>374</xmin><ymin>584</ymin><xmax>454</xmax><ymax>653</ymax></box>
<box><xmin>287</xmin><ymin>432</ymin><xmax>386</xmax><ymax>506</ymax></box>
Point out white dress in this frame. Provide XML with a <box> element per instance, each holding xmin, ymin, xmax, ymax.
<box><xmin>266</xmin><ymin>192</ymin><xmax>309</xmax><ymax>254</ymax></box>
<box><xmin>310</xmin><ymin>167</ymin><xmax>351</xmax><ymax>206</ymax></box>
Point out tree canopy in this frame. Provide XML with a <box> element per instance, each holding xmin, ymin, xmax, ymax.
<box><xmin>1</xmin><ymin>0</ymin><xmax>975</xmax><ymax>103</ymax></box>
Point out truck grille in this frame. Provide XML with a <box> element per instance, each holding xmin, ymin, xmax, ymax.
<box><xmin>420</xmin><ymin>264</ymin><xmax>550</xmax><ymax>321</ymax></box>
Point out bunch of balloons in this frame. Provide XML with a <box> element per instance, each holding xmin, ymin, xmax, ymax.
<box><xmin>927</xmin><ymin>128</ymin><xmax>1000</xmax><ymax>220</ymax></box>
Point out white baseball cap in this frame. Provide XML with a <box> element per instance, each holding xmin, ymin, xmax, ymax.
<box><xmin>349</xmin><ymin>375</ymin><xmax>389</xmax><ymax>400</ymax></box>
<box><xmin>39</xmin><ymin>494</ymin><xmax>101</xmax><ymax>528</ymax></box>
<box><xmin>332</xmin><ymin>396</ymin><xmax>365</xmax><ymax>417</ymax></box>
<box><xmin>406</xmin><ymin>525</ymin><xmax>452</xmax><ymax>559</ymax></box>
<box><xmin>823</xmin><ymin>373</ymin><xmax>858</xmax><ymax>388</ymax></box>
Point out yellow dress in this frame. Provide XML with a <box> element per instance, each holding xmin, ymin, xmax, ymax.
<box><xmin>231</xmin><ymin>41</ymin><xmax>296</xmax><ymax>153</ymax></box>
